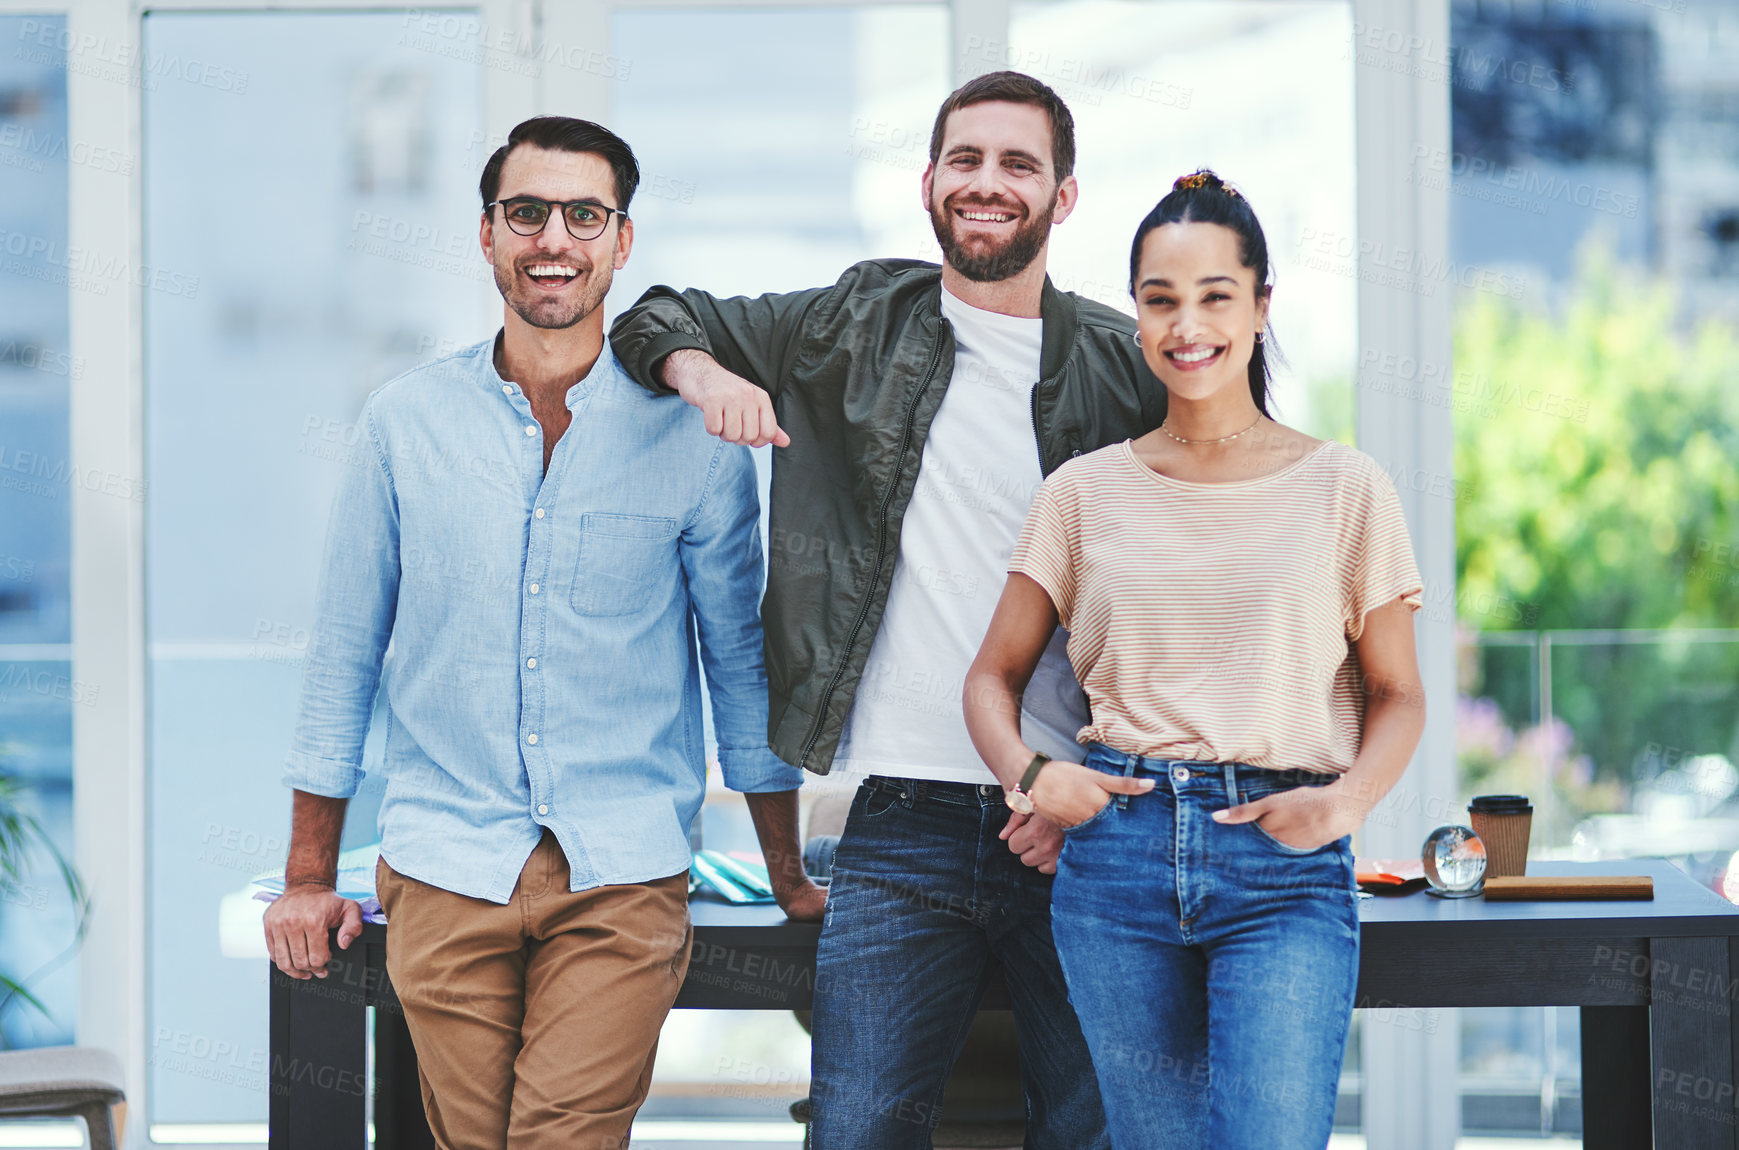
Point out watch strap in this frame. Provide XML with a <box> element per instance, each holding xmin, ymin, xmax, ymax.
<box><xmin>1017</xmin><ymin>752</ymin><xmax>1051</xmax><ymax>793</ymax></box>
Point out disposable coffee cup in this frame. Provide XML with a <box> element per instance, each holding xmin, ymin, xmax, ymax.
<box><xmin>1468</xmin><ymin>795</ymin><xmax>1532</xmax><ymax>878</ymax></box>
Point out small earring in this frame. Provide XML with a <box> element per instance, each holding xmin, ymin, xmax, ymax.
<box><xmin>1255</xmin><ymin>332</ymin><xmax>1265</xmax><ymax>344</ymax></box>
<box><xmin>1133</xmin><ymin>331</ymin><xmax>1143</xmax><ymax>347</ymax></box>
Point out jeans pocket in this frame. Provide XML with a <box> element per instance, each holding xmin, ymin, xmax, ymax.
<box><xmin>1248</xmin><ymin>817</ymin><xmax>1331</xmax><ymax>855</ymax></box>
<box><xmin>571</xmin><ymin>513</ymin><xmax>678</xmax><ymax>616</ymax></box>
<box><xmin>1062</xmin><ymin>795</ymin><xmax>1114</xmax><ymax>834</ymax></box>
<box><xmin>853</xmin><ymin>781</ymin><xmax>903</xmax><ymax>820</ymax></box>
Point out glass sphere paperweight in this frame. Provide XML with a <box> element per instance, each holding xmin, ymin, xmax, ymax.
<box><xmin>1421</xmin><ymin>824</ymin><xmax>1487</xmax><ymax>898</ymax></box>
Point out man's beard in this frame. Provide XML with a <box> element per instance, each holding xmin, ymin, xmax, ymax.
<box><xmin>493</xmin><ymin>255</ymin><xmax>613</xmax><ymax>330</ymax></box>
<box><xmin>928</xmin><ymin>189</ymin><xmax>1055</xmax><ymax>282</ymax></box>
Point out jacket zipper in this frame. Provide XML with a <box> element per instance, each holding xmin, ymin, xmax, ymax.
<box><xmin>797</xmin><ymin>327</ymin><xmax>949</xmax><ymax>771</ymax></box>
<box><xmin>1030</xmin><ymin>369</ymin><xmax>1058</xmax><ymax>475</ymax></box>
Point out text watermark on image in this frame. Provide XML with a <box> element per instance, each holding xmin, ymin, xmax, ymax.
<box><xmin>13</xmin><ymin>18</ymin><xmax>249</xmax><ymax>95</ymax></box>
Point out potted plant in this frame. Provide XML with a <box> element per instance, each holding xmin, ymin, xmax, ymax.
<box><xmin>0</xmin><ymin>748</ymin><xmax>89</xmax><ymax>1044</ymax></box>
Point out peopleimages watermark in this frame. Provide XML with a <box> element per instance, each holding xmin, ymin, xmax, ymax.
<box><xmin>1409</xmin><ymin>146</ymin><xmax>1640</xmax><ymax>219</ymax></box>
<box><xmin>0</xmin><ymin>663</ymin><xmax>100</xmax><ymax>706</ymax></box>
<box><xmin>14</xmin><ymin>19</ymin><xmax>249</xmax><ymax>94</ymax></box>
<box><xmin>1342</xmin><ymin>20</ymin><xmax>1580</xmax><ymax>92</ymax></box>
<box><xmin>245</xmin><ymin>617</ymin><xmax>310</xmax><ymax>666</ymax></box>
<box><xmin>1049</xmin><ymin>271</ymin><xmax>1133</xmax><ymax>316</ymax></box>
<box><xmin>0</xmin><ymin>340</ymin><xmax>84</xmax><ymax>381</ymax></box>
<box><xmin>0</xmin><ymin>124</ymin><xmax>134</xmax><ymax>176</ymax></box>
<box><xmin>0</xmin><ymin>553</ymin><xmax>36</xmax><ymax>584</ymax></box>
<box><xmin>0</xmin><ymin>442</ymin><xmax>146</xmax><ymax>503</ymax></box>
<box><xmin>397</xmin><ymin>10</ymin><xmax>630</xmax><ymax>81</ymax></box>
<box><xmin>1</xmin><ymin>880</ymin><xmax>53</xmax><ymax>913</ymax></box>
<box><xmin>347</xmin><ymin>210</ymin><xmax>492</xmax><ymax>287</ymax></box>
<box><xmin>1689</xmin><ymin>536</ymin><xmax>1739</xmax><ymax>589</ymax></box>
<box><xmin>1656</xmin><ymin>1069</ymin><xmax>1739</xmax><ymax>1127</ymax></box>
<box><xmin>352</xmin><ymin>210</ymin><xmax>476</xmax><ymax>259</ymax></box>
<box><xmin>199</xmin><ymin>821</ymin><xmax>285</xmax><ymax>876</ymax></box>
<box><xmin>1296</xmin><ymin>226</ymin><xmax>1526</xmax><ymax>301</ymax></box>
<box><xmin>459</xmin><ymin>129</ymin><xmax>702</xmax><ymax>200</ymax></box>
<box><xmin>1357</xmin><ymin>348</ymin><xmax>1589</xmax><ymax>425</ymax></box>
<box><xmin>1692</xmin><ymin>536</ymin><xmax>1739</xmax><ymax>571</ymax></box>
<box><xmin>0</xmin><ymin>227</ymin><xmax>200</xmax><ymax>300</ymax></box>
<box><xmin>1415</xmin><ymin>577</ymin><xmax>1540</xmax><ymax>628</ymax></box>
<box><xmin>957</xmin><ymin>37</ymin><xmax>1191</xmax><ymax>109</ymax></box>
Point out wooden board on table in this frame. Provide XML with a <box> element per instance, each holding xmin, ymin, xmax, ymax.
<box><xmin>1484</xmin><ymin>875</ymin><xmax>1654</xmax><ymax>901</ymax></box>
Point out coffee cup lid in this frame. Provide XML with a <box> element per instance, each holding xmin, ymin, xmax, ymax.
<box><xmin>1469</xmin><ymin>794</ymin><xmax>1533</xmax><ymax>814</ymax></box>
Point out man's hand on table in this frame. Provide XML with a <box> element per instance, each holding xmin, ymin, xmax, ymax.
<box><xmin>1001</xmin><ymin>811</ymin><xmax>1065</xmax><ymax>874</ymax></box>
<box><xmin>264</xmin><ymin>884</ymin><xmax>364</xmax><ymax>980</ymax></box>
<box><xmin>773</xmin><ymin>877</ymin><xmax>828</xmax><ymax>922</ymax></box>
<box><xmin>743</xmin><ymin>789</ymin><xmax>826</xmax><ymax>922</ymax></box>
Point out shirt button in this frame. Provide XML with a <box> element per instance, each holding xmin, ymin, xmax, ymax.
<box><xmin>526</xmin><ymin>733</ymin><xmax>538</xmax><ymax>745</ymax></box>
<box><xmin>525</xmin><ymin>425</ymin><xmax>536</xmax><ymax>436</ymax></box>
<box><xmin>536</xmin><ymin>803</ymin><xmax>549</xmax><ymax>815</ymax></box>
<box><xmin>1172</xmin><ymin>766</ymin><xmax>1189</xmax><ymax>783</ymax></box>
<box><xmin>526</xmin><ymin>657</ymin><xmax>537</xmax><ymax>669</ymax></box>
<box><xmin>529</xmin><ymin>583</ymin><xmax>540</xmax><ymax>595</ymax></box>
<box><xmin>534</xmin><ymin>508</ymin><xmax>545</xmax><ymax>519</ymax></box>
<box><xmin>502</xmin><ymin>385</ymin><xmax>512</xmax><ymax>395</ymax></box>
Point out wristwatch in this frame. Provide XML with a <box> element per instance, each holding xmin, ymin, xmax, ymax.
<box><xmin>1006</xmin><ymin>752</ymin><xmax>1051</xmax><ymax>814</ymax></box>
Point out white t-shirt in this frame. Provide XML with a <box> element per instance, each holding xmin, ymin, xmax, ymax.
<box><xmin>833</xmin><ymin>287</ymin><xmax>1087</xmax><ymax>784</ymax></box>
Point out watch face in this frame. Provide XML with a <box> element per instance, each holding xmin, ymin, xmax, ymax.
<box><xmin>1007</xmin><ymin>790</ymin><xmax>1035</xmax><ymax>814</ymax></box>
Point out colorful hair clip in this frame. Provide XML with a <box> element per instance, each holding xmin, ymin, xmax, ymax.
<box><xmin>1172</xmin><ymin>169</ymin><xmax>1242</xmax><ymax>199</ymax></box>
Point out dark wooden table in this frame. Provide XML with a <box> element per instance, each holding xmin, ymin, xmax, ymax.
<box><xmin>269</xmin><ymin>860</ymin><xmax>1739</xmax><ymax>1149</ymax></box>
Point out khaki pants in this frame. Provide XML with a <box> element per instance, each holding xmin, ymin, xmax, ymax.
<box><xmin>375</xmin><ymin>833</ymin><xmax>692</xmax><ymax>1150</ymax></box>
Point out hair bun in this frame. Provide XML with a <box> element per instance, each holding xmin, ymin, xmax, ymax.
<box><xmin>1172</xmin><ymin>169</ymin><xmax>1239</xmax><ymax>198</ymax></box>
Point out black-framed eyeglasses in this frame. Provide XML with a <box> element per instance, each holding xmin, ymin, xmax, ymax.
<box><xmin>486</xmin><ymin>196</ymin><xmax>628</xmax><ymax>241</ymax></box>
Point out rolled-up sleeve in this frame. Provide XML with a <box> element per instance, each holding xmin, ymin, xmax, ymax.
<box><xmin>680</xmin><ymin>441</ymin><xmax>803</xmax><ymax>793</ymax></box>
<box><xmin>283</xmin><ymin>397</ymin><xmax>401</xmax><ymax>798</ymax></box>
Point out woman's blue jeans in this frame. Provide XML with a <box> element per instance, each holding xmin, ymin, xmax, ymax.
<box><xmin>1051</xmin><ymin>743</ymin><xmax>1359</xmax><ymax>1150</ymax></box>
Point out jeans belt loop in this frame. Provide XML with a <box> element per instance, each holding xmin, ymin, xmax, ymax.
<box><xmin>1222</xmin><ymin>762</ymin><xmax>1239</xmax><ymax>808</ymax></box>
<box><xmin>1116</xmin><ymin>753</ymin><xmax>1139</xmax><ymax>811</ymax></box>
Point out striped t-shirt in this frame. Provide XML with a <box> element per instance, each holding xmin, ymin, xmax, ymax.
<box><xmin>1009</xmin><ymin>438</ymin><xmax>1423</xmax><ymax>774</ymax></box>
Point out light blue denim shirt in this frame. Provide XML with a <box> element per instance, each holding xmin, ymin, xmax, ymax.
<box><xmin>284</xmin><ymin>335</ymin><xmax>800</xmax><ymax>903</ymax></box>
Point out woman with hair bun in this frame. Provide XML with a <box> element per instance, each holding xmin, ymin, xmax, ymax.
<box><xmin>964</xmin><ymin>169</ymin><xmax>1426</xmax><ymax>1149</ymax></box>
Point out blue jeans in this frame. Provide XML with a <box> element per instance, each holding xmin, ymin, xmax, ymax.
<box><xmin>1051</xmin><ymin>745</ymin><xmax>1359</xmax><ymax>1150</ymax></box>
<box><xmin>809</xmin><ymin>777</ymin><xmax>1110</xmax><ymax>1150</ymax></box>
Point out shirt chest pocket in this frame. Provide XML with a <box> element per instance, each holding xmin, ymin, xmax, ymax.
<box><xmin>572</xmin><ymin>513</ymin><xmax>680</xmax><ymax>616</ymax></box>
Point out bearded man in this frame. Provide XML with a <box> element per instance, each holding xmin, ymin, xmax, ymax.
<box><xmin>264</xmin><ymin>116</ymin><xmax>821</xmax><ymax>1150</ymax></box>
<box><xmin>609</xmin><ymin>72</ymin><xmax>1165</xmax><ymax>1148</ymax></box>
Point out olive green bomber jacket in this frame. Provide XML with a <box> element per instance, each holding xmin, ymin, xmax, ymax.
<box><xmin>609</xmin><ymin>258</ymin><xmax>1167</xmax><ymax>774</ymax></box>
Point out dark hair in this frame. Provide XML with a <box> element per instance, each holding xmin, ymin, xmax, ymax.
<box><xmin>479</xmin><ymin>116</ymin><xmax>641</xmax><ymax>215</ymax></box>
<box><xmin>1129</xmin><ymin>169</ymin><xmax>1277</xmax><ymax>415</ymax></box>
<box><xmin>929</xmin><ymin>70</ymin><xmax>1076</xmax><ymax>181</ymax></box>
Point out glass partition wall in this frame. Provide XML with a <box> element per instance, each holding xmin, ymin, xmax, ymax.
<box><xmin>0</xmin><ymin>11</ymin><xmax>77</xmax><ymax>1053</ymax></box>
<box><xmin>1448</xmin><ymin>0</ymin><xmax>1739</xmax><ymax>1137</ymax></box>
<box><xmin>142</xmin><ymin>10</ymin><xmax>487</xmax><ymax>1127</ymax></box>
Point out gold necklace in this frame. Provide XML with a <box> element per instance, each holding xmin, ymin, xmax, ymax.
<box><xmin>1159</xmin><ymin>413</ymin><xmax>1265</xmax><ymax>446</ymax></box>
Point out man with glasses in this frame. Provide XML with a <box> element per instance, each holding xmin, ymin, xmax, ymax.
<box><xmin>610</xmin><ymin>73</ymin><xmax>1163</xmax><ymax>1147</ymax></box>
<box><xmin>263</xmin><ymin>116</ymin><xmax>823</xmax><ymax>1150</ymax></box>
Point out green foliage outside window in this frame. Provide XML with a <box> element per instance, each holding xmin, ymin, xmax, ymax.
<box><xmin>1453</xmin><ymin>246</ymin><xmax>1739</xmax><ymax>840</ymax></box>
<box><xmin>1456</xmin><ymin>247</ymin><xmax>1739</xmax><ymax>633</ymax></box>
